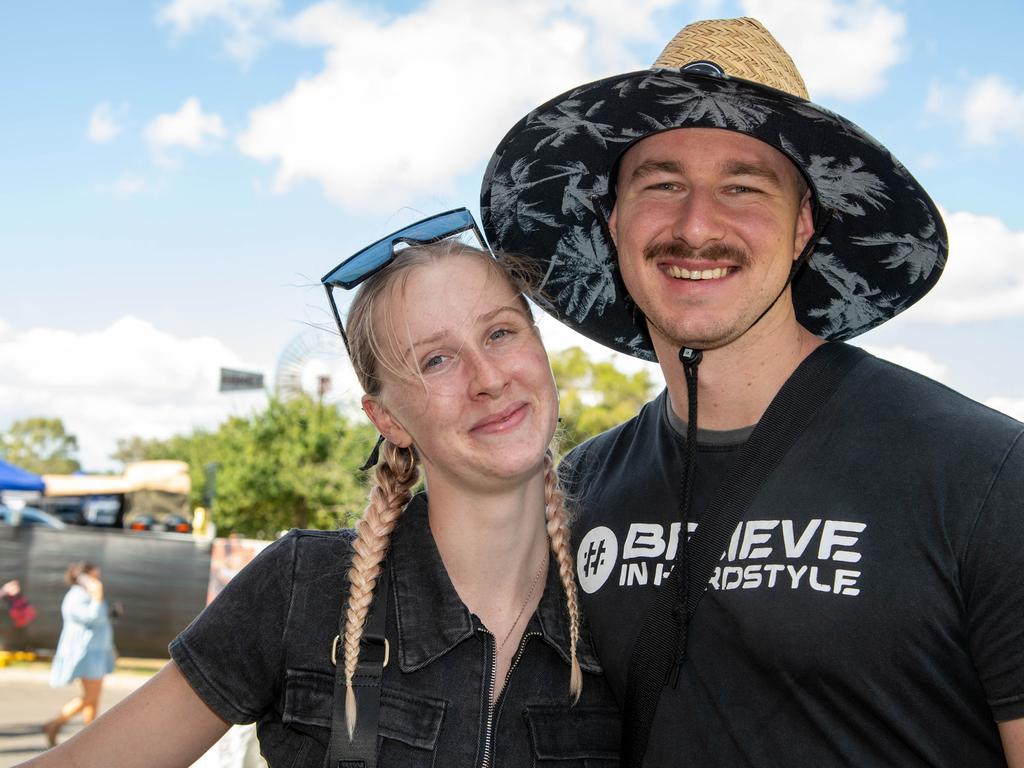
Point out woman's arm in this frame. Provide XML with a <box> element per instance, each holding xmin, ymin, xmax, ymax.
<box><xmin>62</xmin><ymin>587</ymin><xmax>104</xmax><ymax>626</ymax></box>
<box><xmin>17</xmin><ymin>661</ymin><xmax>231</xmax><ymax>768</ymax></box>
<box><xmin>1002</xmin><ymin>718</ymin><xmax>1024</xmax><ymax>768</ymax></box>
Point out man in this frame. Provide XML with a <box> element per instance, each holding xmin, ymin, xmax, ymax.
<box><xmin>482</xmin><ymin>16</ymin><xmax>1024</xmax><ymax>767</ymax></box>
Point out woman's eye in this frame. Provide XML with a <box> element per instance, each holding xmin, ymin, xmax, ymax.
<box><xmin>422</xmin><ymin>354</ymin><xmax>448</xmax><ymax>371</ymax></box>
<box><xmin>490</xmin><ymin>327</ymin><xmax>512</xmax><ymax>341</ymax></box>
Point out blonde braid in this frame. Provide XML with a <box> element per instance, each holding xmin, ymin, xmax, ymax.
<box><xmin>543</xmin><ymin>449</ymin><xmax>583</xmax><ymax>702</ymax></box>
<box><xmin>343</xmin><ymin>441</ymin><xmax>419</xmax><ymax>738</ymax></box>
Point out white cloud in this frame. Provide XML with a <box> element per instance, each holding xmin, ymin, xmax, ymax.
<box><xmin>0</xmin><ymin>317</ymin><xmax>265</xmax><ymax>470</ymax></box>
<box><xmin>87</xmin><ymin>102</ymin><xmax>121</xmax><ymax>143</ymax></box>
<box><xmin>237</xmin><ymin>0</ymin><xmax>666</xmax><ymax>212</ymax></box>
<box><xmin>925</xmin><ymin>80</ymin><xmax>947</xmax><ymax>115</ymax></box>
<box><xmin>740</xmin><ymin>0</ymin><xmax>906</xmax><ymax>101</ymax></box>
<box><xmin>926</xmin><ymin>75</ymin><xmax>1024</xmax><ymax>146</ymax></box>
<box><xmin>985</xmin><ymin>397</ymin><xmax>1024</xmax><ymax>423</ymax></box>
<box><xmin>962</xmin><ymin>75</ymin><xmax>1024</xmax><ymax>146</ymax></box>
<box><xmin>566</xmin><ymin>0</ymin><xmax>681</xmax><ymax>72</ymax></box>
<box><xmin>145</xmin><ymin>98</ymin><xmax>226</xmax><ymax>163</ymax></box>
<box><xmin>157</xmin><ymin>0</ymin><xmax>281</xmax><ymax>65</ymax></box>
<box><xmin>856</xmin><ymin>344</ymin><xmax>949</xmax><ymax>383</ymax></box>
<box><xmin>112</xmin><ymin>173</ymin><xmax>147</xmax><ymax>197</ymax></box>
<box><xmin>903</xmin><ymin>208</ymin><xmax>1024</xmax><ymax>323</ymax></box>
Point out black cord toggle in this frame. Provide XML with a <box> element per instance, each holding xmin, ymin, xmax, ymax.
<box><xmin>679</xmin><ymin>347</ymin><xmax>702</xmax><ymax>367</ymax></box>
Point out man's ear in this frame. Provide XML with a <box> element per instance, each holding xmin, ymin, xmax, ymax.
<box><xmin>607</xmin><ymin>204</ymin><xmax>619</xmax><ymax>249</ymax></box>
<box><xmin>362</xmin><ymin>395</ymin><xmax>412</xmax><ymax>449</ymax></box>
<box><xmin>793</xmin><ymin>190</ymin><xmax>815</xmax><ymax>261</ymax></box>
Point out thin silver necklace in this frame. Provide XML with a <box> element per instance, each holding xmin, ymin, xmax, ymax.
<box><xmin>497</xmin><ymin>551</ymin><xmax>548</xmax><ymax>652</ymax></box>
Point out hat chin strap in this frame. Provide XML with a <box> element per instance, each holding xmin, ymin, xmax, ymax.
<box><xmin>667</xmin><ymin>206</ymin><xmax>832</xmax><ymax>681</ymax></box>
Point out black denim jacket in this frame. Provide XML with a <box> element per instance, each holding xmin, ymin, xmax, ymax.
<box><xmin>171</xmin><ymin>494</ymin><xmax>621</xmax><ymax>767</ymax></box>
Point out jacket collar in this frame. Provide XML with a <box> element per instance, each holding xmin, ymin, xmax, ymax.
<box><xmin>389</xmin><ymin>493</ymin><xmax>602</xmax><ymax>674</ymax></box>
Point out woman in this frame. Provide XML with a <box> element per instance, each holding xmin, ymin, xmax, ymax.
<box><xmin>19</xmin><ymin>209</ymin><xmax>620</xmax><ymax>767</ymax></box>
<box><xmin>44</xmin><ymin>561</ymin><xmax>116</xmax><ymax>747</ymax></box>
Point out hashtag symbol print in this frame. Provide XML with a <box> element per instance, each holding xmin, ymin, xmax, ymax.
<box><xmin>583</xmin><ymin>539</ymin><xmax>606</xmax><ymax>577</ymax></box>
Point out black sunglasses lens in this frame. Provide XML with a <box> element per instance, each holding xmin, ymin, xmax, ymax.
<box><xmin>324</xmin><ymin>208</ymin><xmax>479</xmax><ymax>289</ymax></box>
<box><xmin>334</xmin><ymin>244</ymin><xmax>394</xmax><ymax>288</ymax></box>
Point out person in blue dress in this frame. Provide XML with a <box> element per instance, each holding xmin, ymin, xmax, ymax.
<box><xmin>44</xmin><ymin>561</ymin><xmax>116</xmax><ymax>746</ymax></box>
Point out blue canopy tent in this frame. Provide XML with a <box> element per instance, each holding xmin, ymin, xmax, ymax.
<box><xmin>0</xmin><ymin>459</ymin><xmax>45</xmax><ymax>492</ymax></box>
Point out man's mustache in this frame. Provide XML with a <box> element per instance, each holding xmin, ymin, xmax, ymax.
<box><xmin>643</xmin><ymin>241</ymin><xmax>751</xmax><ymax>267</ymax></box>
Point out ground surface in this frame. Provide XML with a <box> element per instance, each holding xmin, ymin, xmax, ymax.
<box><xmin>0</xmin><ymin>661</ymin><xmax>155</xmax><ymax>767</ymax></box>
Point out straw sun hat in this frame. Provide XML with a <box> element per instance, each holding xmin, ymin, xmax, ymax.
<box><xmin>481</xmin><ymin>17</ymin><xmax>946</xmax><ymax>361</ymax></box>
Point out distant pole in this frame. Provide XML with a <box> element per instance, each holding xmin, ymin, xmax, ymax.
<box><xmin>203</xmin><ymin>462</ymin><xmax>219</xmax><ymax>511</ymax></box>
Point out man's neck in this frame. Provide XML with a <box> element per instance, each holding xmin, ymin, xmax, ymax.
<box><xmin>654</xmin><ymin>318</ymin><xmax>825</xmax><ymax>431</ymax></box>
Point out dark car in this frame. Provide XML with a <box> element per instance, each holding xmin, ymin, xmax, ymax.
<box><xmin>0</xmin><ymin>505</ymin><xmax>67</xmax><ymax>529</ymax></box>
<box><xmin>124</xmin><ymin>514</ymin><xmax>192</xmax><ymax>534</ymax></box>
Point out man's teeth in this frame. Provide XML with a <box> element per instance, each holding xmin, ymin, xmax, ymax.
<box><xmin>665</xmin><ymin>266</ymin><xmax>730</xmax><ymax>280</ymax></box>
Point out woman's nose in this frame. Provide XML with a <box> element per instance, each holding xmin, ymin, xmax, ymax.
<box><xmin>468</xmin><ymin>351</ymin><xmax>508</xmax><ymax>398</ymax></box>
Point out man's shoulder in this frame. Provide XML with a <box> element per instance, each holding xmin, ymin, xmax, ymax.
<box><xmin>854</xmin><ymin>351</ymin><xmax>1023</xmax><ymax>434</ymax></box>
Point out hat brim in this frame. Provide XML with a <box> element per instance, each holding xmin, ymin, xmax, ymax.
<box><xmin>481</xmin><ymin>68</ymin><xmax>946</xmax><ymax>361</ymax></box>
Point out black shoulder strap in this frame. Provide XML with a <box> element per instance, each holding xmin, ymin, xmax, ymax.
<box><xmin>622</xmin><ymin>342</ymin><xmax>866</xmax><ymax>767</ymax></box>
<box><xmin>329</xmin><ymin>559</ymin><xmax>391</xmax><ymax>768</ymax></box>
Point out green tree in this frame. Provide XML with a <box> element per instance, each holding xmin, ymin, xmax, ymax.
<box><xmin>0</xmin><ymin>417</ymin><xmax>81</xmax><ymax>474</ymax></box>
<box><xmin>212</xmin><ymin>396</ymin><xmax>377</xmax><ymax>537</ymax></box>
<box><xmin>551</xmin><ymin>346</ymin><xmax>658</xmax><ymax>451</ymax></box>
<box><xmin>116</xmin><ymin>397</ymin><xmax>378</xmax><ymax>538</ymax></box>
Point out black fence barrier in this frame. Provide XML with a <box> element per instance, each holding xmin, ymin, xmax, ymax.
<box><xmin>0</xmin><ymin>525</ymin><xmax>211</xmax><ymax>658</ymax></box>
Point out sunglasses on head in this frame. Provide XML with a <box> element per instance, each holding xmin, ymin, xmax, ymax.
<box><xmin>321</xmin><ymin>207</ymin><xmax>490</xmax><ymax>348</ymax></box>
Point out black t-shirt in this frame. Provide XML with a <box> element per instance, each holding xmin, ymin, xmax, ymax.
<box><xmin>562</xmin><ymin>345</ymin><xmax>1024</xmax><ymax>767</ymax></box>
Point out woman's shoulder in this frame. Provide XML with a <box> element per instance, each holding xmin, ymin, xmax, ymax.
<box><xmin>284</xmin><ymin>527</ymin><xmax>357</xmax><ymax>564</ymax></box>
<box><xmin>253</xmin><ymin>527</ymin><xmax>356</xmax><ymax>562</ymax></box>
<box><xmin>205</xmin><ymin>528</ymin><xmax>357</xmax><ymax>606</ymax></box>
<box><xmin>288</xmin><ymin>527</ymin><xmax>357</xmax><ymax>544</ymax></box>
<box><xmin>270</xmin><ymin>528</ymin><xmax>358</xmax><ymax>593</ymax></box>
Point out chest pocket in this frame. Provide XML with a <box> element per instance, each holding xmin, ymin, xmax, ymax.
<box><xmin>377</xmin><ymin>688</ymin><xmax>447</xmax><ymax>768</ymax></box>
<box><xmin>524</xmin><ymin>704</ymin><xmax>621</xmax><ymax>767</ymax></box>
<box><xmin>280</xmin><ymin>668</ymin><xmax>332</xmax><ymax>768</ymax></box>
<box><xmin>282</xmin><ymin>670</ymin><xmax>446</xmax><ymax>768</ymax></box>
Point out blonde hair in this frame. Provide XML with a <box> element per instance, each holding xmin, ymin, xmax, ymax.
<box><xmin>340</xmin><ymin>241</ymin><xmax>582</xmax><ymax>738</ymax></box>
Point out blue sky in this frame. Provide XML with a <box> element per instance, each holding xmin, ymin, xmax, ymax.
<box><xmin>2</xmin><ymin>0</ymin><xmax>1022</xmax><ymax>469</ymax></box>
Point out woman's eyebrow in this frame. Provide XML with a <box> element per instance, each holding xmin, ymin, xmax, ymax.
<box><xmin>408</xmin><ymin>330</ymin><xmax>448</xmax><ymax>357</ymax></box>
<box><xmin>407</xmin><ymin>305</ymin><xmax>525</xmax><ymax>354</ymax></box>
<box><xmin>478</xmin><ymin>304</ymin><xmax>528</xmax><ymax>323</ymax></box>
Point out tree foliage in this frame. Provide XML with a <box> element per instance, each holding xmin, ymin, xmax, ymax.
<box><xmin>108</xmin><ymin>346</ymin><xmax>654</xmax><ymax>536</ymax></box>
<box><xmin>118</xmin><ymin>396</ymin><xmax>377</xmax><ymax>539</ymax></box>
<box><xmin>0</xmin><ymin>416</ymin><xmax>81</xmax><ymax>474</ymax></box>
<box><xmin>551</xmin><ymin>346</ymin><xmax>658</xmax><ymax>450</ymax></box>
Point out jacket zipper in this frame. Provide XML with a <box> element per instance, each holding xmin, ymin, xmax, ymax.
<box><xmin>479</xmin><ymin>628</ymin><xmax>541</xmax><ymax>768</ymax></box>
<box><xmin>479</xmin><ymin>628</ymin><xmax>497</xmax><ymax>768</ymax></box>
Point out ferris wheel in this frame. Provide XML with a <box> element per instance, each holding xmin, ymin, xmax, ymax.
<box><xmin>273</xmin><ymin>328</ymin><xmax>358</xmax><ymax>404</ymax></box>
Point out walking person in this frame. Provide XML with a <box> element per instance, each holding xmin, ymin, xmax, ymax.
<box><xmin>483</xmin><ymin>16</ymin><xmax>1024</xmax><ymax>767</ymax></box>
<box><xmin>17</xmin><ymin>210</ymin><xmax>620</xmax><ymax>767</ymax></box>
<box><xmin>44</xmin><ymin>561</ymin><xmax>116</xmax><ymax>747</ymax></box>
